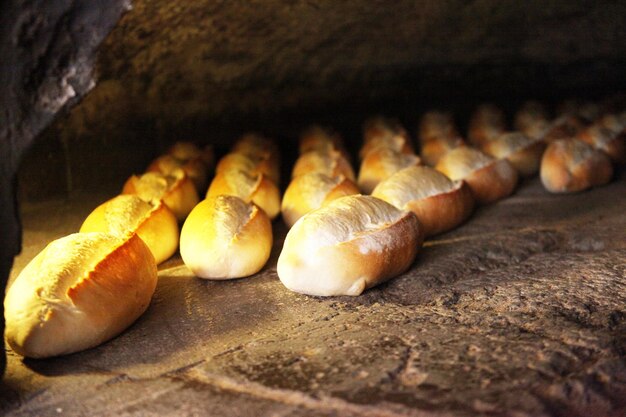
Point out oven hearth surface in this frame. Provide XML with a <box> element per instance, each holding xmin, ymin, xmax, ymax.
<box><xmin>2</xmin><ymin>176</ymin><xmax>626</xmax><ymax>416</ymax></box>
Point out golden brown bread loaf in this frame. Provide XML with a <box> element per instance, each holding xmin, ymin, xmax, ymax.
<box><xmin>216</xmin><ymin>152</ymin><xmax>280</xmax><ymax>185</ymax></box>
<box><xmin>418</xmin><ymin>111</ymin><xmax>459</xmax><ymax>143</ymax></box>
<box><xmin>359</xmin><ymin>132</ymin><xmax>414</xmax><ymax>161</ymax></box>
<box><xmin>232</xmin><ymin>133</ymin><xmax>280</xmax><ymax>162</ymax></box>
<box><xmin>292</xmin><ymin>149</ymin><xmax>356</xmax><ymax>181</ymax></box>
<box><xmin>299</xmin><ymin>125</ymin><xmax>346</xmax><ymax>155</ymax></box>
<box><xmin>542</xmin><ymin>115</ymin><xmax>587</xmax><ymax>143</ymax></box>
<box><xmin>435</xmin><ymin>146</ymin><xmax>518</xmax><ymax>204</ymax></box>
<box><xmin>4</xmin><ymin>232</ymin><xmax>157</xmax><ymax>358</ymax></box>
<box><xmin>514</xmin><ymin>101</ymin><xmax>549</xmax><ymax>134</ymax></box>
<box><xmin>277</xmin><ymin>195</ymin><xmax>423</xmax><ymax>297</ymax></box>
<box><xmin>467</xmin><ymin>104</ymin><xmax>506</xmax><ymax>147</ymax></box>
<box><xmin>167</xmin><ymin>141</ymin><xmax>214</xmax><ymax>168</ymax></box>
<box><xmin>577</xmin><ymin>125</ymin><xmax>626</xmax><ymax>164</ymax></box>
<box><xmin>540</xmin><ymin>138</ymin><xmax>613</xmax><ymax>193</ymax></box>
<box><xmin>122</xmin><ymin>170</ymin><xmax>199</xmax><ymax>222</ymax></box>
<box><xmin>372</xmin><ymin>166</ymin><xmax>474</xmax><ymax>236</ymax></box>
<box><xmin>180</xmin><ymin>195</ymin><xmax>272</xmax><ymax>279</ymax></box>
<box><xmin>481</xmin><ymin>132</ymin><xmax>546</xmax><ymax>177</ymax></box>
<box><xmin>206</xmin><ymin>169</ymin><xmax>281</xmax><ymax>219</ymax></box>
<box><xmin>146</xmin><ymin>154</ymin><xmax>209</xmax><ymax>193</ymax></box>
<box><xmin>80</xmin><ymin>195</ymin><xmax>179</xmax><ymax>264</ymax></box>
<box><xmin>357</xmin><ymin>148</ymin><xmax>421</xmax><ymax>194</ymax></box>
<box><xmin>281</xmin><ymin>173</ymin><xmax>360</xmax><ymax>228</ymax></box>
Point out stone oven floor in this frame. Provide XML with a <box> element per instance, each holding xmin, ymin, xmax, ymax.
<box><xmin>1</xmin><ymin>175</ymin><xmax>625</xmax><ymax>417</ymax></box>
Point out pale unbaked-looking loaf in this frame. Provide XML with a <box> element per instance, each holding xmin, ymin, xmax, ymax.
<box><xmin>372</xmin><ymin>166</ymin><xmax>474</xmax><ymax>236</ymax></box>
<box><xmin>277</xmin><ymin>195</ymin><xmax>423</xmax><ymax>297</ymax></box>
<box><xmin>80</xmin><ymin>195</ymin><xmax>179</xmax><ymax>264</ymax></box>
<box><xmin>180</xmin><ymin>195</ymin><xmax>272</xmax><ymax>279</ymax></box>
<box><xmin>435</xmin><ymin>146</ymin><xmax>518</xmax><ymax>204</ymax></box>
<box><xmin>4</xmin><ymin>232</ymin><xmax>157</xmax><ymax>358</ymax></box>
<box><xmin>540</xmin><ymin>138</ymin><xmax>613</xmax><ymax>193</ymax></box>
<box><xmin>122</xmin><ymin>170</ymin><xmax>199</xmax><ymax>222</ymax></box>
<box><xmin>281</xmin><ymin>172</ymin><xmax>360</xmax><ymax>228</ymax></box>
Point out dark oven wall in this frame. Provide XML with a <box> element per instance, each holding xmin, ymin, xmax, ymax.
<box><xmin>2</xmin><ymin>0</ymin><xmax>626</xmax><ymax>375</ymax></box>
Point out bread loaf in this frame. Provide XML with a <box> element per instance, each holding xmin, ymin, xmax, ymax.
<box><xmin>168</xmin><ymin>141</ymin><xmax>214</xmax><ymax>168</ymax></box>
<box><xmin>292</xmin><ymin>149</ymin><xmax>356</xmax><ymax>181</ymax></box>
<box><xmin>468</xmin><ymin>104</ymin><xmax>506</xmax><ymax>147</ymax></box>
<box><xmin>4</xmin><ymin>232</ymin><xmax>157</xmax><ymax>358</ymax></box>
<box><xmin>180</xmin><ymin>195</ymin><xmax>272</xmax><ymax>279</ymax></box>
<box><xmin>216</xmin><ymin>152</ymin><xmax>280</xmax><ymax>185</ymax></box>
<box><xmin>481</xmin><ymin>132</ymin><xmax>546</xmax><ymax>177</ymax></box>
<box><xmin>435</xmin><ymin>146</ymin><xmax>518</xmax><ymax>204</ymax></box>
<box><xmin>357</xmin><ymin>148</ymin><xmax>421</xmax><ymax>194</ymax></box>
<box><xmin>206</xmin><ymin>169</ymin><xmax>281</xmax><ymax>219</ymax></box>
<box><xmin>277</xmin><ymin>195</ymin><xmax>423</xmax><ymax>296</ymax></box>
<box><xmin>122</xmin><ymin>170</ymin><xmax>199</xmax><ymax>222</ymax></box>
<box><xmin>281</xmin><ymin>173</ymin><xmax>360</xmax><ymax>228</ymax></box>
<box><xmin>299</xmin><ymin>125</ymin><xmax>346</xmax><ymax>155</ymax></box>
<box><xmin>80</xmin><ymin>195</ymin><xmax>179</xmax><ymax>264</ymax></box>
<box><xmin>577</xmin><ymin>125</ymin><xmax>626</xmax><ymax>164</ymax></box>
<box><xmin>540</xmin><ymin>138</ymin><xmax>613</xmax><ymax>193</ymax></box>
<box><xmin>147</xmin><ymin>154</ymin><xmax>209</xmax><ymax>192</ymax></box>
<box><xmin>372</xmin><ymin>166</ymin><xmax>474</xmax><ymax>236</ymax></box>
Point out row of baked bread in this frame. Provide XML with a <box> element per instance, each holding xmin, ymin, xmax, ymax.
<box><xmin>4</xmin><ymin>142</ymin><xmax>214</xmax><ymax>358</ymax></box>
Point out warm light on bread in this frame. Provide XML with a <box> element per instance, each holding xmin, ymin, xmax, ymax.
<box><xmin>180</xmin><ymin>195</ymin><xmax>272</xmax><ymax>279</ymax></box>
<box><xmin>482</xmin><ymin>132</ymin><xmax>546</xmax><ymax>177</ymax></box>
<box><xmin>206</xmin><ymin>169</ymin><xmax>281</xmax><ymax>219</ymax></box>
<box><xmin>418</xmin><ymin>111</ymin><xmax>458</xmax><ymax>143</ymax></box>
<box><xmin>168</xmin><ymin>141</ymin><xmax>214</xmax><ymax>168</ymax></box>
<box><xmin>359</xmin><ymin>133</ymin><xmax>414</xmax><ymax>160</ymax></box>
<box><xmin>80</xmin><ymin>195</ymin><xmax>179</xmax><ymax>264</ymax></box>
<box><xmin>372</xmin><ymin>166</ymin><xmax>474</xmax><ymax>236</ymax></box>
<box><xmin>419</xmin><ymin>135</ymin><xmax>465</xmax><ymax>167</ymax></box>
<box><xmin>216</xmin><ymin>152</ymin><xmax>280</xmax><ymax>185</ymax></box>
<box><xmin>4</xmin><ymin>232</ymin><xmax>157</xmax><ymax>358</ymax></box>
<box><xmin>292</xmin><ymin>149</ymin><xmax>356</xmax><ymax>181</ymax></box>
<box><xmin>147</xmin><ymin>154</ymin><xmax>209</xmax><ymax>192</ymax></box>
<box><xmin>299</xmin><ymin>125</ymin><xmax>345</xmax><ymax>155</ymax></box>
<box><xmin>357</xmin><ymin>148</ymin><xmax>421</xmax><ymax>194</ymax></box>
<box><xmin>540</xmin><ymin>138</ymin><xmax>613</xmax><ymax>193</ymax></box>
<box><xmin>277</xmin><ymin>195</ymin><xmax>423</xmax><ymax>297</ymax></box>
<box><xmin>577</xmin><ymin>125</ymin><xmax>626</xmax><ymax>164</ymax></box>
<box><xmin>468</xmin><ymin>104</ymin><xmax>506</xmax><ymax>147</ymax></box>
<box><xmin>122</xmin><ymin>170</ymin><xmax>200</xmax><ymax>222</ymax></box>
<box><xmin>281</xmin><ymin>173</ymin><xmax>360</xmax><ymax>228</ymax></box>
<box><xmin>435</xmin><ymin>146</ymin><xmax>518</xmax><ymax>204</ymax></box>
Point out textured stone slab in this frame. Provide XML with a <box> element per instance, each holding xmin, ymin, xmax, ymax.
<box><xmin>2</xmin><ymin>176</ymin><xmax>625</xmax><ymax>416</ymax></box>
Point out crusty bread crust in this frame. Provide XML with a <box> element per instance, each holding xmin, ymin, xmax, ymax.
<box><xmin>122</xmin><ymin>171</ymin><xmax>199</xmax><ymax>222</ymax></box>
<box><xmin>292</xmin><ymin>149</ymin><xmax>356</xmax><ymax>181</ymax></box>
<box><xmin>357</xmin><ymin>148</ymin><xmax>421</xmax><ymax>194</ymax></box>
<box><xmin>80</xmin><ymin>195</ymin><xmax>179</xmax><ymax>264</ymax></box>
<box><xmin>277</xmin><ymin>195</ymin><xmax>423</xmax><ymax>296</ymax></box>
<box><xmin>540</xmin><ymin>138</ymin><xmax>613</xmax><ymax>193</ymax></box>
<box><xmin>482</xmin><ymin>133</ymin><xmax>546</xmax><ymax>177</ymax></box>
<box><xmin>180</xmin><ymin>195</ymin><xmax>272</xmax><ymax>279</ymax></box>
<box><xmin>147</xmin><ymin>154</ymin><xmax>209</xmax><ymax>192</ymax></box>
<box><xmin>435</xmin><ymin>146</ymin><xmax>518</xmax><ymax>204</ymax></box>
<box><xmin>207</xmin><ymin>169</ymin><xmax>281</xmax><ymax>219</ymax></box>
<box><xmin>419</xmin><ymin>135</ymin><xmax>465</xmax><ymax>167</ymax></box>
<box><xmin>372</xmin><ymin>166</ymin><xmax>474</xmax><ymax>236</ymax></box>
<box><xmin>577</xmin><ymin>126</ymin><xmax>626</xmax><ymax>164</ymax></box>
<box><xmin>281</xmin><ymin>173</ymin><xmax>359</xmax><ymax>227</ymax></box>
<box><xmin>4</xmin><ymin>232</ymin><xmax>157</xmax><ymax>358</ymax></box>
